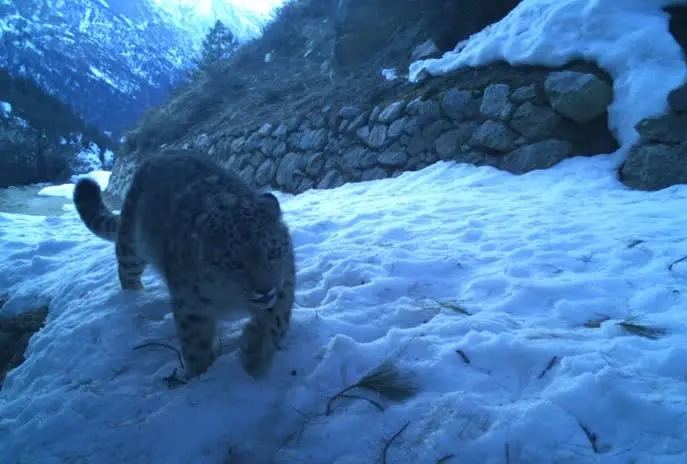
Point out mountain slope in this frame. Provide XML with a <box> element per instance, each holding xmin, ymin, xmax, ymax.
<box><xmin>0</xmin><ymin>0</ymin><xmax>193</xmax><ymax>134</ymax></box>
<box><xmin>0</xmin><ymin>0</ymin><xmax>279</xmax><ymax>135</ymax></box>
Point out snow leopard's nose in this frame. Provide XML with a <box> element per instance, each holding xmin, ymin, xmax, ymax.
<box><xmin>251</xmin><ymin>287</ymin><xmax>278</xmax><ymax>308</ymax></box>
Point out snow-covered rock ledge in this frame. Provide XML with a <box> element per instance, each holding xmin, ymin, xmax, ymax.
<box><xmin>409</xmin><ymin>0</ymin><xmax>687</xmax><ymax>191</ymax></box>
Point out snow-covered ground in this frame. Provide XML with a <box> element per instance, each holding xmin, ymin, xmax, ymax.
<box><xmin>36</xmin><ymin>170</ymin><xmax>112</xmax><ymax>213</ymax></box>
<box><xmin>409</xmin><ymin>0</ymin><xmax>687</xmax><ymax>148</ymax></box>
<box><xmin>2</xmin><ymin>154</ymin><xmax>687</xmax><ymax>463</ymax></box>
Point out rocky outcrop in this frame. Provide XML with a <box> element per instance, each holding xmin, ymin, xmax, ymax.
<box><xmin>107</xmin><ymin>63</ymin><xmax>618</xmax><ymax>198</ymax></box>
<box><xmin>619</xmin><ymin>82</ymin><xmax>687</xmax><ymax>190</ymax></box>
<box><xmin>0</xmin><ymin>297</ymin><xmax>48</xmax><ymax>389</ymax></box>
<box><xmin>543</xmin><ymin>71</ymin><xmax>614</xmax><ymax>123</ymax></box>
<box><xmin>619</xmin><ymin>5</ymin><xmax>687</xmax><ymax>191</ymax></box>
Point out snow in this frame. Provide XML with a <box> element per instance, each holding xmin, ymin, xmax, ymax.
<box><xmin>2</xmin><ymin>153</ymin><xmax>687</xmax><ymax>463</ymax></box>
<box><xmin>409</xmin><ymin>0</ymin><xmax>687</xmax><ymax>148</ymax></box>
<box><xmin>13</xmin><ymin>116</ymin><xmax>29</xmax><ymax>128</ymax></box>
<box><xmin>152</xmin><ymin>0</ymin><xmax>287</xmax><ymax>43</ymax></box>
<box><xmin>32</xmin><ymin>145</ymin><xmax>115</xmax><ymax>203</ymax></box>
<box><xmin>0</xmin><ymin>101</ymin><xmax>12</xmax><ymax>116</ymax></box>
<box><xmin>103</xmin><ymin>148</ymin><xmax>115</xmax><ymax>168</ymax></box>
<box><xmin>36</xmin><ymin>170</ymin><xmax>111</xmax><ymax>203</ymax></box>
<box><xmin>66</xmin><ymin>142</ymin><xmax>115</xmax><ymax>174</ymax></box>
<box><xmin>89</xmin><ymin>65</ymin><xmax>123</xmax><ymax>92</ymax></box>
<box><xmin>382</xmin><ymin>67</ymin><xmax>399</xmax><ymax>81</ymax></box>
<box><xmin>69</xmin><ymin>141</ymin><xmax>106</xmax><ymax>174</ymax></box>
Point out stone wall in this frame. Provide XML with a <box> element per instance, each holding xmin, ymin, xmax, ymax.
<box><xmin>107</xmin><ymin>63</ymin><xmax>620</xmax><ymax>199</ymax></box>
<box><xmin>619</xmin><ymin>82</ymin><xmax>687</xmax><ymax>190</ymax></box>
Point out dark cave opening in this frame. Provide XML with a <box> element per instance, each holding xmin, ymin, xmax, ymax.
<box><xmin>430</xmin><ymin>0</ymin><xmax>523</xmax><ymax>53</ymax></box>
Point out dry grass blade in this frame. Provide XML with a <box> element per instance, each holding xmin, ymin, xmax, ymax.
<box><xmin>583</xmin><ymin>316</ymin><xmax>611</xmax><ymax>328</ymax></box>
<box><xmin>537</xmin><ymin>355</ymin><xmax>560</xmax><ymax>379</ymax></box>
<box><xmin>455</xmin><ymin>349</ymin><xmax>470</xmax><ymax>364</ymax></box>
<box><xmin>668</xmin><ymin>254</ymin><xmax>687</xmax><ymax>271</ymax></box>
<box><xmin>577</xmin><ymin>421</ymin><xmax>601</xmax><ymax>453</ymax></box>
<box><xmin>326</xmin><ymin>360</ymin><xmax>420</xmax><ymax>415</ymax></box>
<box><xmin>133</xmin><ymin>341</ymin><xmax>185</xmax><ymax>368</ymax></box>
<box><xmin>357</xmin><ymin>359</ymin><xmax>419</xmax><ymax>401</ymax></box>
<box><xmin>163</xmin><ymin>368</ymin><xmax>188</xmax><ymax>388</ymax></box>
<box><xmin>133</xmin><ymin>341</ymin><xmax>189</xmax><ymax>387</ymax></box>
<box><xmin>617</xmin><ymin>320</ymin><xmax>668</xmax><ymax>340</ymax></box>
<box><xmin>382</xmin><ymin>421</ymin><xmax>410</xmax><ymax>464</ymax></box>
<box><xmin>627</xmin><ymin>239</ymin><xmax>644</xmax><ymax>248</ymax></box>
<box><xmin>337</xmin><ymin>393</ymin><xmax>384</xmax><ymax>412</ymax></box>
<box><xmin>433</xmin><ymin>299</ymin><xmax>472</xmax><ymax>316</ymax></box>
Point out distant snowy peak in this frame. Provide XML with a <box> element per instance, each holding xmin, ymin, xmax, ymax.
<box><xmin>0</xmin><ymin>0</ymin><xmax>283</xmax><ymax>133</ymax></box>
<box><xmin>151</xmin><ymin>0</ymin><xmax>284</xmax><ymax>43</ymax></box>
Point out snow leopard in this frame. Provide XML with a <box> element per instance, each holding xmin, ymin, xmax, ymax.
<box><xmin>73</xmin><ymin>150</ymin><xmax>296</xmax><ymax>379</ymax></box>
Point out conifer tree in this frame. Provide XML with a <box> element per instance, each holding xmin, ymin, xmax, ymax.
<box><xmin>196</xmin><ymin>20</ymin><xmax>238</xmax><ymax>73</ymax></box>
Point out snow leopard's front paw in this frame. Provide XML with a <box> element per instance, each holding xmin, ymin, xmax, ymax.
<box><xmin>238</xmin><ymin>316</ymin><xmax>276</xmax><ymax>379</ymax></box>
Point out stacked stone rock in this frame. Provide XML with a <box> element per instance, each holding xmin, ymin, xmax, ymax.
<box><xmin>620</xmin><ymin>82</ymin><xmax>687</xmax><ymax>190</ymax></box>
<box><xmin>108</xmin><ymin>69</ymin><xmax>618</xmax><ymax>198</ymax></box>
<box><xmin>192</xmin><ymin>70</ymin><xmax>613</xmax><ymax>195</ymax></box>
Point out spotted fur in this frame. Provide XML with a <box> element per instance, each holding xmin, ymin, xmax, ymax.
<box><xmin>73</xmin><ymin>150</ymin><xmax>296</xmax><ymax>379</ymax></box>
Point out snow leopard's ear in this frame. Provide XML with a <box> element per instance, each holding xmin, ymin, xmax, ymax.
<box><xmin>257</xmin><ymin>192</ymin><xmax>282</xmax><ymax>220</ymax></box>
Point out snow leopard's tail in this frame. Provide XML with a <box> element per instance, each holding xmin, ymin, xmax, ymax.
<box><xmin>73</xmin><ymin>178</ymin><xmax>120</xmax><ymax>242</ymax></box>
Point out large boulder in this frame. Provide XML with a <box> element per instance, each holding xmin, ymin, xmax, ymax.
<box><xmin>665</xmin><ymin>5</ymin><xmax>687</xmax><ymax>55</ymax></box>
<box><xmin>668</xmin><ymin>84</ymin><xmax>687</xmax><ymax>112</ymax></box>
<box><xmin>0</xmin><ymin>299</ymin><xmax>48</xmax><ymax>389</ymax></box>
<box><xmin>544</xmin><ymin>71</ymin><xmax>614</xmax><ymax>124</ymax></box>
<box><xmin>620</xmin><ymin>83</ymin><xmax>687</xmax><ymax>191</ymax></box>
<box><xmin>621</xmin><ymin>142</ymin><xmax>687</xmax><ymax>191</ymax></box>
